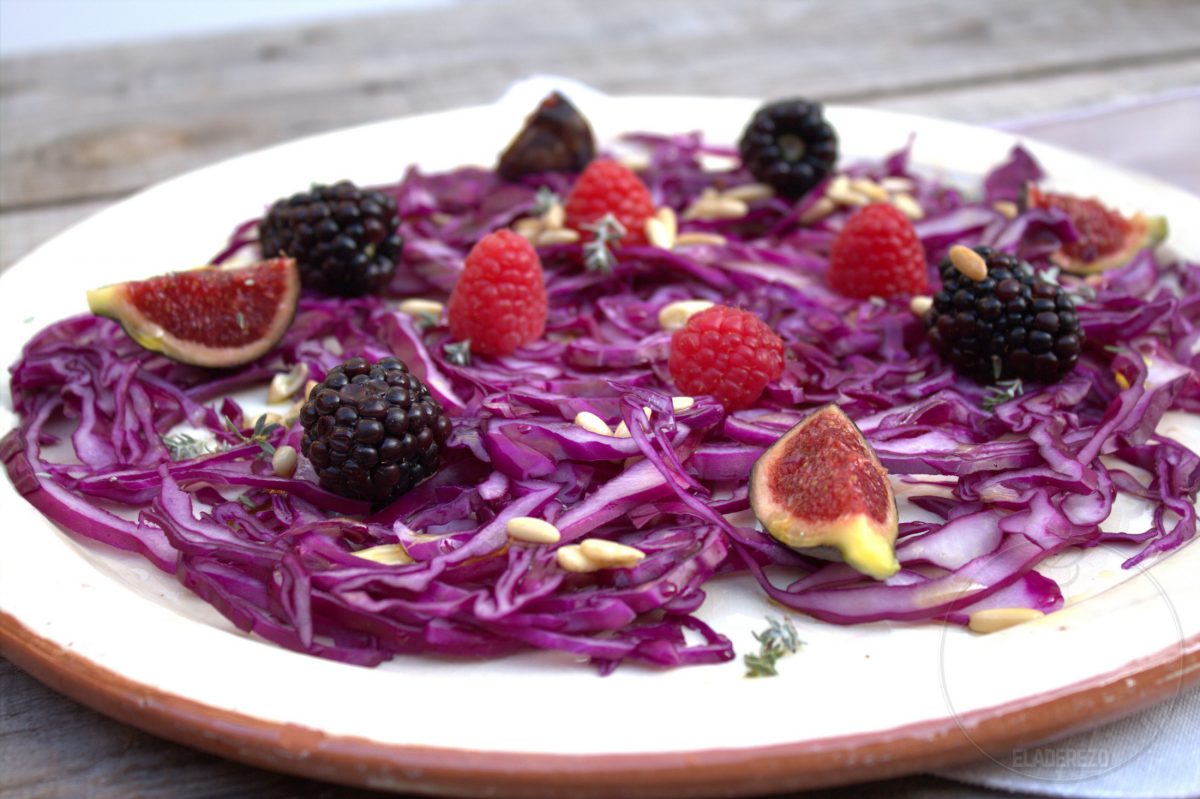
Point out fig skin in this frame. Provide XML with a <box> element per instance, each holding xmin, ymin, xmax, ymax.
<box><xmin>750</xmin><ymin>404</ymin><xmax>900</xmax><ymax>580</ymax></box>
<box><xmin>497</xmin><ymin>91</ymin><xmax>595</xmax><ymax>180</ymax></box>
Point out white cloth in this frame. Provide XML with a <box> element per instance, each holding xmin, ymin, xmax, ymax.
<box><xmin>936</xmin><ymin>683</ymin><xmax>1200</xmax><ymax>797</ymax></box>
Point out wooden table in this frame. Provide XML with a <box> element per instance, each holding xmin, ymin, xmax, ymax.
<box><xmin>2</xmin><ymin>1</ymin><xmax>1198</xmax><ymax>796</ymax></box>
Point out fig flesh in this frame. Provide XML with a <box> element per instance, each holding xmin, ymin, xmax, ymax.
<box><xmin>86</xmin><ymin>257</ymin><xmax>300</xmax><ymax>368</ymax></box>
<box><xmin>1026</xmin><ymin>183</ymin><xmax>1167</xmax><ymax>275</ymax></box>
<box><xmin>750</xmin><ymin>404</ymin><xmax>900</xmax><ymax>580</ymax></box>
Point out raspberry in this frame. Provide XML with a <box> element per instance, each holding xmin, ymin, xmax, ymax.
<box><xmin>564</xmin><ymin>159</ymin><xmax>655</xmax><ymax>247</ymax></box>
<box><xmin>827</xmin><ymin>203</ymin><xmax>930</xmax><ymax>298</ymax></box>
<box><xmin>448</xmin><ymin>229</ymin><xmax>548</xmax><ymax>356</ymax></box>
<box><xmin>668</xmin><ymin>306</ymin><xmax>785</xmax><ymax>412</ymax></box>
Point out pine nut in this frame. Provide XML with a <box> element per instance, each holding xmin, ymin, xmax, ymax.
<box><xmin>799</xmin><ymin>197</ymin><xmax>837</xmax><ymax>224</ymax></box>
<box><xmin>621</xmin><ymin>154</ymin><xmax>651</xmax><ymax>172</ymax></box>
<box><xmin>267</xmin><ymin>362</ymin><xmax>310</xmax><ymax>404</ymax></box>
<box><xmin>513</xmin><ymin>217</ymin><xmax>544</xmax><ymax>239</ymax></box>
<box><xmin>658</xmin><ymin>299</ymin><xmax>714</xmax><ymax>331</ymax></box>
<box><xmin>893</xmin><ymin>193</ymin><xmax>925</xmax><ymax>220</ymax></box>
<box><xmin>556</xmin><ymin>544</ymin><xmax>602</xmax><ymax>573</ymax></box>
<box><xmin>682</xmin><ymin>189</ymin><xmax>749</xmax><ymax>221</ymax></box>
<box><xmin>993</xmin><ymin>200</ymin><xmax>1019</xmax><ymax>220</ymax></box>
<box><xmin>579</xmin><ymin>538</ymin><xmax>646</xmax><ymax>567</ymax></box>
<box><xmin>645</xmin><ymin>217</ymin><xmax>676</xmax><ymax>250</ymax></box>
<box><xmin>910</xmin><ymin>296</ymin><xmax>933</xmax><ymax>317</ymax></box>
<box><xmin>536</xmin><ymin>228</ymin><xmax>581</xmax><ymax>246</ymax></box>
<box><xmin>542</xmin><ymin>203</ymin><xmax>565</xmax><ymax>230</ymax></box>
<box><xmin>354</xmin><ymin>543</ymin><xmax>414</xmax><ymax>565</ymax></box>
<box><xmin>681</xmin><ymin>188</ymin><xmax>719</xmax><ymax>221</ymax></box>
<box><xmin>574</xmin><ymin>411</ymin><xmax>613</xmax><ymax>436</ymax></box>
<box><xmin>613</xmin><ymin>407</ymin><xmax>653</xmax><ymax>438</ymax></box>
<box><xmin>827</xmin><ymin>186</ymin><xmax>870</xmax><ymax>207</ymax></box>
<box><xmin>397</xmin><ymin>298</ymin><xmax>445</xmax><ymax>322</ymax></box>
<box><xmin>656</xmin><ymin>206</ymin><xmax>678</xmax><ymax>240</ymax></box>
<box><xmin>968</xmin><ymin>607</ymin><xmax>1045</xmax><ymax>633</ymax></box>
<box><xmin>710</xmin><ymin>196</ymin><xmax>750</xmax><ymax>219</ymax></box>
<box><xmin>826</xmin><ymin>175</ymin><xmax>870</xmax><ymax>207</ymax></box>
<box><xmin>671</xmin><ymin>396</ymin><xmax>695</xmax><ymax>412</ymax></box>
<box><xmin>506</xmin><ymin>516</ymin><xmax>562</xmax><ymax>544</ymax></box>
<box><xmin>675</xmin><ymin>231</ymin><xmax>728</xmax><ymax>247</ymax></box>
<box><xmin>271</xmin><ymin>444</ymin><xmax>298</xmax><ymax>478</ymax></box>
<box><xmin>850</xmin><ymin>178</ymin><xmax>889</xmax><ymax>203</ymax></box>
<box><xmin>721</xmin><ymin>182</ymin><xmax>774</xmax><ymax>203</ymax></box>
<box><xmin>949</xmin><ymin>245</ymin><xmax>988</xmax><ymax>281</ymax></box>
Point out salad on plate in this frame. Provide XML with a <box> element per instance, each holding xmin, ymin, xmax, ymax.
<box><xmin>3</xmin><ymin>92</ymin><xmax>1196</xmax><ymax>675</ymax></box>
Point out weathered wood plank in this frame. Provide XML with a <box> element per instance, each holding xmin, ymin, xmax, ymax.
<box><xmin>0</xmin><ymin>198</ymin><xmax>116</xmax><ymax>274</ymax></box>
<box><xmin>870</xmin><ymin>58</ymin><xmax>1200</xmax><ymax>126</ymax></box>
<box><xmin>0</xmin><ymin>657</ymin><xmax>386</xmax><ymax>799</ymax></box>
<box><xmin>4</xmin><ymin>59</ymin><xmax>1198</xmax><ymax>274</ymax></box>
<box><xmin>3</xmin><ymin>0</ymin><xmax>1198</xmax><ymax>208</ymax></box>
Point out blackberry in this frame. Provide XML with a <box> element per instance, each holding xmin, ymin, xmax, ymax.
<box><xmin>298</xmin><ymin>356</ymin><xmax>451</xmax><ymax>504</ymax></box>
<box><xmin>738</xmin><ymin>99</ymin><xmax>838</xmax><ymax>199</ymax></box>
<box><xmin>259</xmin><ymin>181</ymin><xmax>402</xmax><ymax>297</ymax></box>
<box><xmin>924</xmin><ymin>248</ymin><xmax>1084</xmax><ymax>384</ymax></box>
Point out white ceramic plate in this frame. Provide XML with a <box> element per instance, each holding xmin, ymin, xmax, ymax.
<box><xmin>2</xmin><ymin>88</ymin><xmax>1198</xmax><ymax>797</ymax></box>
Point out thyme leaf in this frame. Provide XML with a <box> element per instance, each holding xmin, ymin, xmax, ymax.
<box><xmin>982</xmin><ymin>378</ymin><xmax>1024</xmax><ymax>411</ymax></box>
<box><xmin>222</xmin><ymin>413</ymin><xmax>281</xmax><ymax>457</ymax></box>
<box><xmin>744</xmin><ymin>616</ymin><xmax>803</xmax><ymax>678</ymax></box>
<box><xmin>581</xmin><ymin>213</ymin><xmax>626</xmax><ymax>274</ymax></box>
<box><xmin>443</xmin><ymin>339</ymin><xmax>472</xmax><ymax>366</ymax></box>
<box><xmin>532</xmin><ymin>186</ymin><xmax>561</xmax><ymax>216</ymax></box>
<box><xmin>161</xmin><ymin>432</ymin><xmax>217</xmax><ymax>461</ymax></box>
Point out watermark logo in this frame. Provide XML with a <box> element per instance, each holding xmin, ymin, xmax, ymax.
<box><xmin>1011</xmin><ymin>746</ymin><xmax>1111</xmax><ymax>770</ymax></box>
<box><xmin>937</xmin><ymin>540</ymin><xmax>1185</xmax><ymax>784</ymax></box>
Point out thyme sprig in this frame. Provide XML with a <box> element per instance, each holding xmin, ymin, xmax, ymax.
<box><xmin>413</xmin><ymin>310</ymin><xmax>440</xmax><ymax>330</ymax></box>
<box><xmin>581</xmin><ymin>213</ymin><xmax>626</xmax><ymax>274</ymax></box>
<box><xmin>532</xmin><ymin>186</ymin><xmax>561</xmax><ymax>216</ymax></box>
<box><xmin>1038</xmin><ymin>265</ymin><xmax>1095</xmax><ymax>303</ymax></box>
<box><xmin>443</xmin><ymin>339</ymin><xmax>472</xmax><ymax>366</ymax></box>
<box><xmin>162</xmin><ymin>431</ymin><xmax>218</xmax><ymax>461</ymax></box>
<box><xmin>982</xmin><ymin>378</ymin><xmax>1024</xmax><ymax>411</ymax></box>
<box><xmin>222</xmin><ymin>413</ymin><xmax>282</xmax><ymax>457</ymax></box>
<box><xmin>744</xmin><ymin>616</ymin><xmax>803</xmax><ymax>678</ymax></box>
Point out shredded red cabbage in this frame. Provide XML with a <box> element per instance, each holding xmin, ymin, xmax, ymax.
<box><xmin>4</xmin><ymin>134</ymin><xmax>1198</xmax><ymax>673</ymax></box>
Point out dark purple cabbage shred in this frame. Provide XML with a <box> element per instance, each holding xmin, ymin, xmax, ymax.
<box><xmin>3</xmin><ymin>136</ymin><xmax>1198</xmax><ymax>672</ymax></box>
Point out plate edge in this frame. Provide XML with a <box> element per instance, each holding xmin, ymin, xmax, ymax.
<box><xmin>3</xmin><ymin>610</ymin><xmax>1197</xmax><ymax>798</ymax></box>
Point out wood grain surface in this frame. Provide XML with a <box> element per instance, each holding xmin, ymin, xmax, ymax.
<box><xmin>1</xmin><ymin>0</ymin><xmax>1198</xmax><ymax>796</ymax></box>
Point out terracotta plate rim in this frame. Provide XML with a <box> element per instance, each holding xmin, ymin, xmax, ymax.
<box><xmin>3</xmin><ymin>611</ymin><xmax>1196</xmax><ymax>797</ymax></box>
